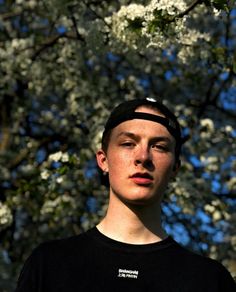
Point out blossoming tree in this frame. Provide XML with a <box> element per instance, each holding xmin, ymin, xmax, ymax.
<box><xmin>0</xmin><ymin>0</ymin><xmax>235</xmax><ymax>289</ymax></box>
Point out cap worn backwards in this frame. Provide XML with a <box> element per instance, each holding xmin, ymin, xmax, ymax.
<box><xmin>102</xmin><ymin>98</ymin><xmax>182</xmax><ymax>145</ymax></box>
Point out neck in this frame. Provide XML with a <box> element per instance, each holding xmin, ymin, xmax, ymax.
<box><xmin>97</xmin><ymin>193</ymin><xmax>167</xmax><ymax>244</ymax></box>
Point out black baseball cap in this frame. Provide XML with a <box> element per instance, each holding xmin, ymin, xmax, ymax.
<box><xmin>102</xmin><ymin>98</ymin><xmax>182</xmax><ymax>153</ymax></box>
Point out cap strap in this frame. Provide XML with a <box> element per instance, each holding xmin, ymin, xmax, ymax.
<box><xmin>106</xmin><ymin>112</ymin><xmax>179</xmax><ymax>141</ymax></box>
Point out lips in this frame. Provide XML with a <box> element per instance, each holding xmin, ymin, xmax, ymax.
<box><xmin>130</xmin><ymin>172</ymin><xmax>153</xmax><ymax>185</ymax></box>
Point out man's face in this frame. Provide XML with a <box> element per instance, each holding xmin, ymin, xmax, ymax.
<box><xmin>97</xmin><ymin>106</ymin><xmax>178</xmax><ymax>206</ymax></box>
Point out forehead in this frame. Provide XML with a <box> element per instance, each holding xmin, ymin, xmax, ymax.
<box><xmin>110</xmin><ymin>108</ymin><xmax>174</xmax><ymax>142</ymax></box>
<box><xmin>111</xmin><ymin>119</ymin><xmax>173</xmax><ymax>140</ymax></box>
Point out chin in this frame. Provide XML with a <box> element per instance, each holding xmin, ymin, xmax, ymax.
<box><xmin>111</xmin><ymin>187</ymin><xmax>162</xmax><ymax>206</ymax></box>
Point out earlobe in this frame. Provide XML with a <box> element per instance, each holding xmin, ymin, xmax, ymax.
<box><xmin>96</xmin><ymin>149</ymin><xmax>108</xmax><ymax>172</ymax></box>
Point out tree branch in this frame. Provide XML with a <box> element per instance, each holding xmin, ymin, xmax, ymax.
<box><xmin>67</xmin><ymin>5</ymin><xmax>86</xmax><ymax>42</ymax></box>
<box><xmin>176</xmin><ymin>0</ymin><xmax>203</xmax><ymax>19</ymax></box>
<box><xmin>31</xmin><ymin>32</ymin><xmax>84</xmax><ymax>60</ymax></box>
<box><xmin>0</xmin><ymin>10</ymin><xmax>23</xmax><ymax>21</ymax></box>
<box><xmin>81</xmin><ymin>0</ymin><xmax>111</xmax><ymax>28</ymax></box>
<box><xmin>7</xmin><ymin>134</ymin><xmax>67</xmax><ymax>170</ymax></box>
<box><xmin>0</xmin><ymin>94</ymin><xmax>14</xmax><ymax>151</ymax></box>
<box><xmin>214</xmin><ymin>192</ymin><xmax>236</xmax><ymax>199</ymax></box>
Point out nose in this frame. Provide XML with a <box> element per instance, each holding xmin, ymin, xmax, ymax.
<box><xmin>134</xmin><ymin>146</ymin><xmax>153</xmax><ymax>168</ymax></box>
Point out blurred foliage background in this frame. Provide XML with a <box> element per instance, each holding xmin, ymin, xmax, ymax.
<box><xmin>0</xmin><ymin>0</ymin><xmax>236</xmax><ymax>291</ymax></box>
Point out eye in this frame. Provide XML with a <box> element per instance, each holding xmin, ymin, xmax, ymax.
<box><xmin>151</xmin><ymin>143</ymin><xmax>169</xmax><ymax>152</ymax></box>
<box><xmin>120</xmin><ymin>141</ymin><xmax>135</xmax><ymax>148</ymax></box>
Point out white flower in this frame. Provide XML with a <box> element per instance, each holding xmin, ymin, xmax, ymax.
<box><xmin>201</xmin><ymin>156</ymin><xmax>219</xmax><ymax>172</ymax></box>
<box><xmin>204</xmin><ymin>204</ymin><xmax>215</xmax><ymax>213</ymax></box>
<box><xmin>92</xmin><ymin>130</ymin><xmax>103</xmax><ymax>152</ymax></box>
<box><xmin>227</xmin><ymin>177</ymin><xmax>236</xmax><ymax>191</ymax></box>
<box><xmin>41</xmin><ymin>170</ymin><xmax>50</xmax><ymax>180</ymax></box>
<box><xmin>200</xmin><ymin>118</ymin><xmax>215</xmax><ymax>132</ymax></box>
<box><xmin>61</xmin><ymin>153</ymin><xmax>69</xmax><ymax>163</ymax></box>
<box><xmin>108</xmin><ymin>4</ymin><xmax>146</xmax><ymax>49</ymax></box>
<box><xmin>225</xmin><ymin>125</ymin><xmax>233</xmax><ymax>133</ymax></box>
<box><xmin>148</xmin><ymin>0</ymin><xmax>187</xmax><ymax>15</ymax></box>
<box><xmin>49</xmin><ymin>151</ymin><xmax>63</xmax><ymax>162</ymax></box>
<box><xmin>28</xmin><ymin>0</ymin><xmax>37</xmax><ymax>9</ymax></box>
<box><xmin>40</xmin><ymin>195</ymin><xmax>76</xmax><ymax>216</ymax></box>
<box><xmin>56</xmin><ymin>177</ymin><xmax>63</xmax><ymax>184</ymax></box>
<box><xmin>212</xmin><ymin>210</ymin><xmax>221</xmax><ymax>221</ymax></box>
<box><xmin>40</xmin><ymin>199</ymin><xmax>59</xmax><ymax>215</ymax></box>
<box><xmin>0</xmin><ymin>202</ymin><xmax>13</xmax><ymax>231</ymax></box>
<box><xmin>108</xmin><ymin>0</ymin><xmax>214</xmax><ymax>54</ymax></box>
<box><xmin>48</xmin><ymin>151</ymin><xmax>69</xmax><ymax>163</ymax></box>
<box><xmin>116</xmin><ymin>4</ymin><xmax>146</xmax><ymax>20</ymax></box>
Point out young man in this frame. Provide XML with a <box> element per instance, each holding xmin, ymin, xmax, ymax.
<box><xmin>16</xmin><ymin>98</ymin><xmax>236</xmax><ymax>291</ymax></box>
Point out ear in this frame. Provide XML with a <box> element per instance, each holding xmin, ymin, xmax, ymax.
<box><xmin>96</xmin><ymin>149</ymin><xmax>109</xmax><ymax>172</ymax></box>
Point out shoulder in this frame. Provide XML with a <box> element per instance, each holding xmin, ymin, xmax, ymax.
<box><xmin>170</xmin><ymin>240</ymin><xmax>236</xmax><ymax>288</ymax></box>
<box><xmin>21</xmin><ymin>228</ymin><xmax>98</xmax><ymax>271</ymax></box>
<box><xmin>171</xmin><ymin>240</ymin><xmax>227</xmax><ymax>270</ymax></box>
<box><xmin>38</xmin><ymin>230</ymin><xmax>88</xmax><ymax>250</ymax></box>
<box><xmin>31</xmin><ymin>228</ymin><xmax>93</xmax><ymax>260</ymax></box>
<box><xmin>15</xmin><ymin>229</ymin><xmax>96</xmax><ymax>291</ymax></box>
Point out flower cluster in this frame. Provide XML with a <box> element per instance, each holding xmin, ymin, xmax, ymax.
<box><xmin>40</xmin><ymin>195</ymin><xmax>76</xmax><ymax>217</ymax></box>
<box><xmin>48</xmin><ymin>151</ymin><xmax>69</xmax><ymax>163</ymax></box>
<box><xmin>107</xmin><ymin>0</ymin><xmax>211</xmax><ymax>52</ymax></box>
<box><xmin>0</xmin><ymin>202</ymin><xmax>12</xmax><ymax>231</ymax></box>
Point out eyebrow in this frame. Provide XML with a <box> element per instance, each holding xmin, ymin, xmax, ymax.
<box><xmin>116</xmin><ymin>131</ymin><xmax>137</xmax><ymax>139</ymax></box>
<box><xmin>116</xmin><ymin>131</ymin><xmax>172</xmax><ymax>143</ymax></box>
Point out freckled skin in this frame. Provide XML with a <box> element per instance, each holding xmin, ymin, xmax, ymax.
<box><xmin>97</xmin><ymin>107</ymin><xmax>178</xmax><ymax>207</ymax></box>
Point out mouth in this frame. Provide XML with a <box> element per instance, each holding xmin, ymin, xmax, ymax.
<box><xmin>130</xmin><ymin>172</ymin><xmax>153</xmax><ymax>185</ymax></box>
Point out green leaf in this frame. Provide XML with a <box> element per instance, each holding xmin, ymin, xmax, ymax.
<box><xmin>58</xmin><ymin>165</ymin><xmax>68</xmax><ymax>175</ymax></box>
<box><xmin>148</xmin><ymin>9</ymin><xmax>174</xmax><ymax>33</ymax></box>
<box><xmin>127</xmin><ymin>18</ymin><xmax>144</xmax><ymax>33</ymax></box>
<box><xmin>212</xmin><ymin>0</ymin><xmax>229</xmax><ymax>11</ymax></box>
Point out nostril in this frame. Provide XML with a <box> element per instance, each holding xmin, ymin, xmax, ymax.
<box><xmin>135</xmin><ymin>158</ymin><xmax>142</xmax><ymax>165</ymax></box>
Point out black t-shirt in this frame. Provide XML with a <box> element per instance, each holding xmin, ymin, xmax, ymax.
<box><xmin>15</xmin><ymin>227</ymin><xmax>236</xmax><ymax>291</ymax></box>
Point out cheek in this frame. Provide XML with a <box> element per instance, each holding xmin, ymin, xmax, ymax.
<box><xmin>155</xmin><ymin>155</ymin><xmax>175</xmax><ymax>175</ymax></box>
<box><xmin>107</xmin><ymin>151</ymin><xmax>131</xmax><ymax>174</ymax></box>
